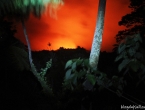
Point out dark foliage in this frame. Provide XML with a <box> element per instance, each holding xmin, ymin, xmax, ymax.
<box><xmin>32</xmin><ymin>47</ymin><xmax>90</xmax><ymax>93</ymax></box>
<box><xmin>115</xmin><ymin>0</ymin><xmax>145</xmax><ymax>45</ymax></box>
<box><xmin>0</xmin><ymin>19</ymin><xmax>54</xmax><ymax>110</ymax></box>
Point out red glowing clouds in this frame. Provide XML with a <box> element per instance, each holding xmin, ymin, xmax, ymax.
<box><xmin>15</xmin><ymin>0</ymin><xmax>131</xmax><ymax>52</ymax></box>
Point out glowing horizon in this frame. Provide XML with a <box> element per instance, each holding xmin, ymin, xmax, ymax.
<box><xmin>15</xmin><ymin>0</ymin><xmax>131</xmax><ymax>52</ymax></box>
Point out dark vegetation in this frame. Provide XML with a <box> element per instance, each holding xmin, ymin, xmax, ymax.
<box><xmin>1</xmin><ymin>35</ymin><xmax>145</xmax><ymax>109</ymax></box>
<box><xmin>1</xmin><ymin>0</ymin><xmax>145</xmax><ymax>109</ymax></box>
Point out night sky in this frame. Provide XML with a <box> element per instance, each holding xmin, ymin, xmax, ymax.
<box><xmin>15</xmin><ymin>0</ymin><xmax>131</xmax><ymax>52</ymax></box>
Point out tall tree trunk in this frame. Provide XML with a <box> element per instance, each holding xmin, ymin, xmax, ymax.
<box><xmin>89</xmin><ymin>0</ymin><xmax>106</xmax><ymax>69</ymax></box>
<box><xmin>21</xmin><ymin>19</ymin><xmax>53</xmax><ymax>95</ymax></box>
<box><xmin>21</xmin><ymin>19</ymin><xmax>33</xmax><ymax>68</ymax></box>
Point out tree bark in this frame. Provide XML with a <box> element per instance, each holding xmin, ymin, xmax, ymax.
<box><xmin>21</xmin><ymin>19</ymin><xmax>33</xmax><ymax>67</ymax></box>
<box><xmin>89</xmin><ymin>0</ymin><xmax>106</xmax><ymax>69</ymax></box>
<box><xmin>21</xmin><ymin>19</ymin><xmax>37</xmax><ymax>75</ymax></box>
<box><xmin>21</xmin><ymin>19</ymin><xmax>53</xmax><ymax>95</ymax></box>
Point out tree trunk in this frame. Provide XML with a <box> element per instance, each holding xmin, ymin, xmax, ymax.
<box><xmin>21</xmin><ymin>19</ymin><xmax>33</xmax><ymax>67</ymax></box>
<box><xmin>89</xmin><ymin>0</ymin><xmax>106</xmax><ymax>69</ymax></box>
<box><xmin>21</xmin><ymin>19</ymin><xmax>53</xmax><ymax>95</ymax></box>
<box><xmin>21</xmin><ymin>19</ymin><xmax>37</xmax><ymax>76</ymax></box>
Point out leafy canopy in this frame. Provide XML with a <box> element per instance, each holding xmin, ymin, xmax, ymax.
<box><xmin>115</xmin><ymin>0</ymin><xmax>145</xmax><ymax>43</ymax></box>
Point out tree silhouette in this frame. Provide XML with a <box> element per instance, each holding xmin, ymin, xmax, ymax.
<box><xmin>0</xmin><ymin>18</ymin><xmax>30</xmax><ymax>72</ymax></box>
<box><xmin>0</xmin><ymin>17</ymin><xmax>16</xmax><ymax>47</ymax></box>
<box><xmin>114</xmin><ymin>0</ymin><xmax>145</xmax><ymax>94</ymax></box>
<box><xmin>0</xmin><ymin>0</ymin><xmax>63</xmax><ymax>95</ymax></box>
<box><xmin>116</xmin><ymin>0</ymin><xmax>145</xmax><ymax>44</ymax></box>
<box><xmin>0</xmin><ymin>0</ymin><xmax>63</xmax><ymax>68</ymax></box>
<box><xmin>89</xmin><ymin>0</ymin><xmax>106</xmax><ymax>69</ymax></box>
<box><xmin>47</xmin><ymin>42</ymin><xmax>52</xmax><ymax>50</ymax></box>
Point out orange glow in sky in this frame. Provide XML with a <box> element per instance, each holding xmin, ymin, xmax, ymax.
<box><xmin>51</xmin><ymin>38</ymin><xmax>77</xmax><ymax>49</ymax></box>
<box><xmin>15</xmin><ymin>0</ymin><xmax>131</xmax><ymax>52</ymax></box>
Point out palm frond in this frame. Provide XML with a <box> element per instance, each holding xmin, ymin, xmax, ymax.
<box><xmin>0</xmin><ymin>0</ymin><xmax>63</xmax><ymax>18</ymax></box>
<box><xmin>4</xmin><ymin>46</ymin><xmax>30</xmax><ymax>72</ymax></box>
